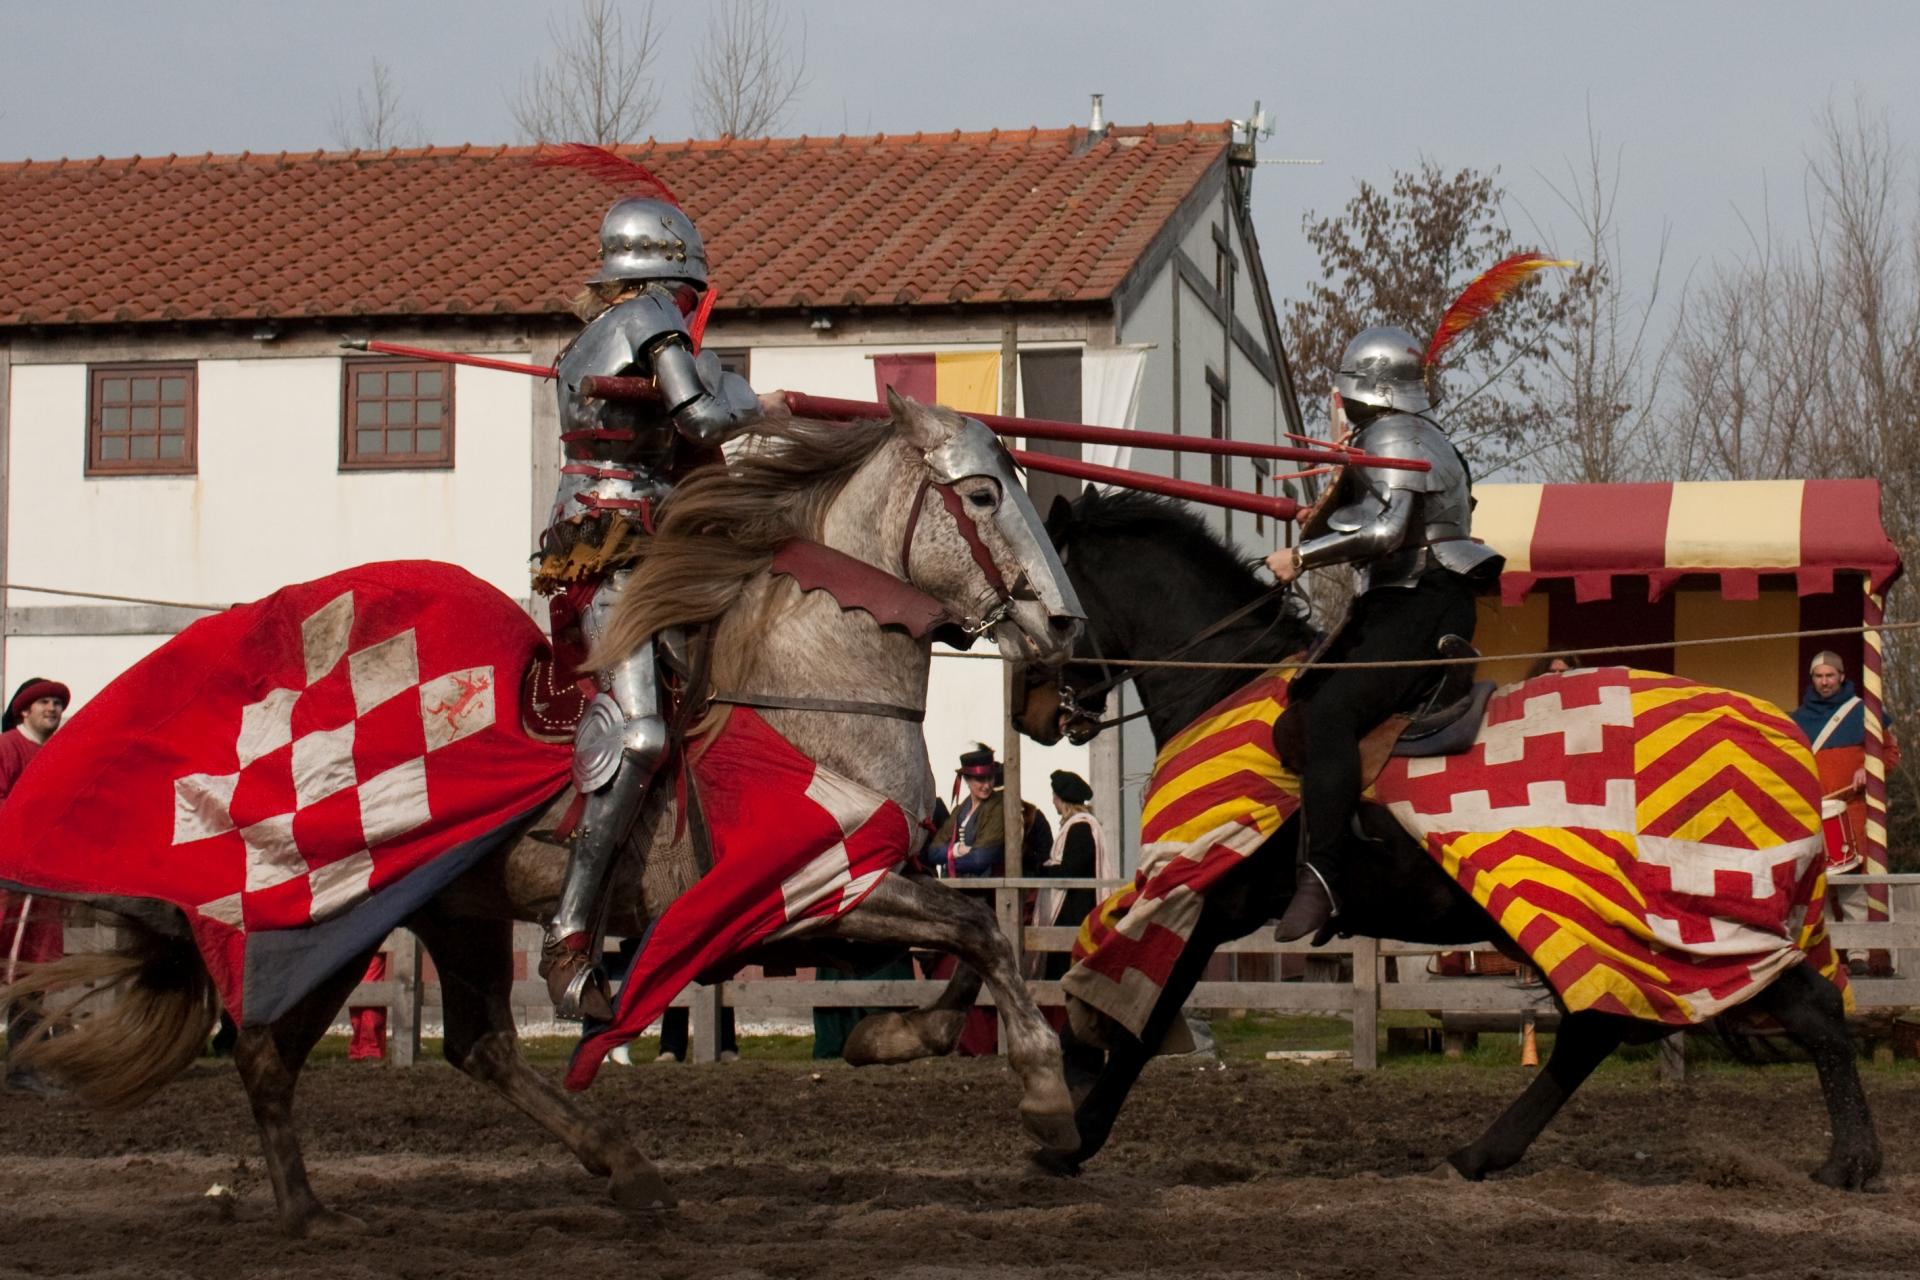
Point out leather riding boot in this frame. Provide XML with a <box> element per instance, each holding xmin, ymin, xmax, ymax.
<box><xmin>1272</xmin><ymin>861</ymin><xmax>1340</xmax><ymax>943</ymax></box>
<box><xmin>539</xmin><ymin>929</ymin><xmax>615</xmax><ymax>1023</ymax></box>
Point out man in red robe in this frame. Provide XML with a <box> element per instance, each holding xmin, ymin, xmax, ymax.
<box><xmin>1</xmin><ymin>676</ymin><xmax>69</xmax><ymax>1094</ymax></box>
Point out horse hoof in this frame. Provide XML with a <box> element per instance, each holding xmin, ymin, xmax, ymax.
<box><xmin>843</xmin><ymin>1010</ymin><xmax>965</xmax><ymax>1066</ymax></box>
<box><xmin>288</xmin><ymin>1208</ymin><xmax>367</xmax><ymax>1238</ymax></box>
<box><xmin>1020</xmin><ymin>1104</ymin><xmax>1081</xmax><ymax>1154</ymax></box>
<box><xmin>1435</xmin><ymin>1153</ymin><xmax>1480</xmax><ymax>1182</ymax></box>
<box><xmin>1812</xmin><ymin>1155</ymin><xmax>1885</xmax><ymax>1193</ymax></box>
<box><xmin>609</xmin><ymin>1165</ymin><xmax>677</xmax><ymax>1212</ymax></box>
<box><xmin>1030</xmin><ymin>1148</ymin><xmax>1083</xmax><ymax>1178</ymax></box>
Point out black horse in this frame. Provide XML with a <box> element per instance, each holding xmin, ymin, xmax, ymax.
<box><xmin>1013</xmin><ymin>488</ymin><xmax>1881</xmax><ymax>1190</ymax></box>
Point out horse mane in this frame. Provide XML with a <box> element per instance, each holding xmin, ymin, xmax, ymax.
<box><xmin>1070</xmin><ymin>488</ymin><xmax>1272</xmax><ymax>604</ymax></box>
<box><xmin>588</xmin><ymin>416</ymin><xmax>896</xmax><ymax>675</ymax></box>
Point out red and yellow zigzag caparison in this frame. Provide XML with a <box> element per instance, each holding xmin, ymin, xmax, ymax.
<box><xmin>1423</xmin><ymin>251</ymin><xmax>1576</xmax><ymax>370</ymax></box>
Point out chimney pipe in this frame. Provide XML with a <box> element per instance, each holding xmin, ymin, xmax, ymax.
<box><xmin>1088</xmin><ymin>93</ymin><xmax>1106</xmax><ymax>140</ymax></box>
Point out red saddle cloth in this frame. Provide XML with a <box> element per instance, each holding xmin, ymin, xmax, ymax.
<box><xmin>567</xmin><ymin>706</ymin><xmax>913</xmax><ymax>1090</ymax></box>
<box><xmin>0</xmin><ymin>561</ymin><xmax>571</xmax><ymax>1024</ymax></box>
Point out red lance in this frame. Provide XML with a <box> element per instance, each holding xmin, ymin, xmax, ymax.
<box><xmin>341</xmin><ymin>339</ymin><xmax>1424</xmax><ymax>521</ymax></box>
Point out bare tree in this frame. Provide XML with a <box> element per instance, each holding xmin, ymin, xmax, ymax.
<box><xmin>330</xmin><ymin>58</ymin><xmax>424</xmax><ymax>151</ymax></box>
<box><xmin>1670</xmin><ymin>95</ymin><xmax>1920</xmax><ymax>855</ymax></box>
<box><xmin>690</xmin><ymin>0</ymin><xmax>808</xmax><ymax>139</ymax></box>
<box><xmin>510</xmin><ymin>0</ymin><xmax>666</xmax><ymax>145</ymax></box>
<box><xmin>1283</xmin><ymin>161</ymin><xmax>1570</xmax><ymax>475</ymax></box>
<box><xmin>1525</xmin><ymin>114</ymin><xmax>1677</xmax><ymax>483</ymax></box>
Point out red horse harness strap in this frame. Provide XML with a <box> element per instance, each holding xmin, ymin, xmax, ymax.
<box><xmin>769</xmin><ymin>539</ymin><xmax>952</xmax><ymax>640</ymax></box>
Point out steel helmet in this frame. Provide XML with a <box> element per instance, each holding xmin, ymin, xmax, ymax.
<box><xmin>1333</xmin><ymin>325</ymin><xmax>1431</xmax><ymax>414</ymax></box>
<box><xmin>589</xmin><ymin>196</ymin><xmax>709</xmax><ymax>288</ymax></box>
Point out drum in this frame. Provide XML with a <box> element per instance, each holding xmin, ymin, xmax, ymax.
<box><xmin>1821</xmin><ymin>796</ymin><xmax>1863</xmax><ymax>874</ymax></box>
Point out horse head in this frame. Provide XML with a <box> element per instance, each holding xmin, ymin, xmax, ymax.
<box><xmin>827</xmin><ymin>390</ymin><xmax>1083</xmax><ymax>665</ymax></box>
<box><xmin>1013</xmin><ymin>487</ymin><xmax>1317</xmax><ymax>748</ymax></box>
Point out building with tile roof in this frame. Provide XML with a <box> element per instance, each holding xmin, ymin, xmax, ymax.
<box><xmin>0</xmin><ymin>117</ymin><xmax>1302</xmax><ymax>864</ymax></box>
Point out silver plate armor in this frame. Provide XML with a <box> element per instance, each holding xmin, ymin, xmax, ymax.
<box><xmin>1334</xmin><ymin>325</ymin><xmax>1432</xmax><ymax>414</ymax></box>
<box><xmin>550</xmin><ymin>290</ymin><xmax>757</xmax><ymax>528</ymax></box>
<box><xmin>1299</xmin><ymin>412</ymin><xmax>1503</xmax><ymax>591</ymax></box>
<box><xmin>590</xmin><ymin>195</ymin><xmax>709</xmax><ymax>288</ymax></box>
<box><xmin>653</xmin><ymin>343</ymin><xmax>760</xmax><ymax>445</ymax></box>
<box><xmin>924</xmin><ymin>417</ymin><xmax>1084</xmax><ymax>627</ymax></box>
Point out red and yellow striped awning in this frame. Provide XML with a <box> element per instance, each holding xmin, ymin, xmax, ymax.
<box><xmin>1472</xmin><ymin>479</ymin><xmax>1902</xmax><ymax>606</ymax></box>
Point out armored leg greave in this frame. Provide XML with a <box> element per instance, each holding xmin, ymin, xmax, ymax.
<box><xmin>541</xmin><ymin>571</ymin><xmax>673</xmax><ymax>1020</ymax></box>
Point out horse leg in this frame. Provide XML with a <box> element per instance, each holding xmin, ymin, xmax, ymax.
<box><xmin>843</xmin><ymin>963</ymin><xmax>981</xmax><ymax>1066</ymax></box>
<box><xmin>1034</xmin><ymin>898</ymin><xmax>1234</xmax><ymax>1176</ymax></box>
<box><xmin>407</xmin><ymin>909</ymin><xmax>673</xmax><ymax>1211</ymax></box>
<box><xmin>825</xmin><ymin>872</ymin><xmax>1077</xmax><ymax>1152</ymax></box>
<box><xmin>233</xmin><ymin>947</ymin><xmax>381</xmax><ymax>1237</ymax></box>
<box><xmin>1750</xmin><ymin>962</ymin><xmax>1882</xmax><ymax>1189</ymax></box>
<box><xmin>1445</xmin><ymin>1012</ymin><xmax>1627</xmax><ymax>1180</ymax></box>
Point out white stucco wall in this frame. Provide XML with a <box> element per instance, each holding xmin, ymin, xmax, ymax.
<box><xmin>5</xmin><ymin>354</ymin><xmax>533</xmax><ymax>710</ymax></box>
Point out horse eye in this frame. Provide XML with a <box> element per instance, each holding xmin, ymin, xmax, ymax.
<box><xmin>968</xmin><ymin>491</ymin><xmax>996</xmax><ymax>508</ymax></box>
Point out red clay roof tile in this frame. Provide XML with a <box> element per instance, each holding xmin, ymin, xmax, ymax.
<box><xmin>0</xmin><ymin>125</ymin><xmax>1228</xmax><ymax>327</ymax></box>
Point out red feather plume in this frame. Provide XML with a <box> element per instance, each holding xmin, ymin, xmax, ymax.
<box><xmin>1422</xmin><ymin>251</ymin><xmax>1574</xmax><ymax>369</ymax></box>
<box><xmin>534</xmin><ymin>142</ymin><xmax>680</xmax><ymax>206</ymax></box>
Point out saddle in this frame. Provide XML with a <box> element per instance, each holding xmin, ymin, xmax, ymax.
<box><xmin>1274</xmin><ymin>635</ymin><xmax>1495</xmax><ymax>784</ymax></box>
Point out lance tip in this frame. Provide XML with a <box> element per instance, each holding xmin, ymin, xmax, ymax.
<box><xmin>339</xmin><ymin>337</ymin><xmax>369</xmax><ymax>351</ymax></box>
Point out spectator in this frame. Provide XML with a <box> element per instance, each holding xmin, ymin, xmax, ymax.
<box><xmin>346</xmin><ymin>952</ymin><xmax>388</xmax><ymax>1063</ymax></box>
<box><xmin>919</xmin><ymin>746</ymin><xmax>1051</xmax><ymax>878</ymax></box>
<box><xmin>916</xmin><ymin>746</ymin><xmax>1050</xmax><ymax>1055</ymax></box>
<box><xmin>1525</xmin><ymin>653</ymin><xmax>1577</xmax><ymax>679</ymax></box>
<box><xmin>1</xmin><ymin>676</ymin><xmax>69</xmax><ymax>1096</ymax></box>
<box><xmin>1029</xmin><ymin>771</ymin><xmax>1113</xmax><ymax>981</ymax></box>
<box><xmin>656</xmin><ymin>1000</ymin><xmax>738</xmax><ymax>1063</ymax></box>
<box><xmin>1793</xmin><ymin>651</ymin><xmax>1901</xmax><ymax>975</ymax></box>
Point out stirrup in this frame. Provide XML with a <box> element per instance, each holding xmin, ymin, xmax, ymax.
<box><xmin>540</xmin><ymin>943</ymin><xmax>615</xmax><ymax>1023</ymax></box>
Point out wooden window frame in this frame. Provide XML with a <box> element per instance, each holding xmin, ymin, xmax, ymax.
<box><xmin>86</xmin><ymin>363</ymin><xmax>198</xmax><ymax>477</ymax></box>
<box><xmin>340</xmin><ymin>358</ymin><xmax>456</xmax><ymax>471</ymax></box>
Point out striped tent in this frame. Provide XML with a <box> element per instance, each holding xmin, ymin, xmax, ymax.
<box><xmin>1470</xmin><ymin>477</ymin><xmax>1903</xmax><ymax>908</ymax></box>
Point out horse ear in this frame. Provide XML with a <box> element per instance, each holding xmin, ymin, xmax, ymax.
<box><xmin>1045</xmin><ymin>493</ymin><xmax>1075</xmax><ymax>545</ymax></box>
<box><xmin>887</xmin><ymin>388</ymin><xmax>943</xmax><ymax>450</ymax></box>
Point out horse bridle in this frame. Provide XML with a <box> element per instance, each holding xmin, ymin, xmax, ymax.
<box><xmin>900</xmin><ymin>475</ymin><xmax>1027</xmax><ymax>638</ymax></box>
<box><xmin>713</xmin><ymin>470</ymin><xmax>1032</xmax><ymax>725</ymax></box>
<box><xmin>1049</xmin><ymin>565</ymin><xmax>1294</xmax><ymax>743</ymax></box>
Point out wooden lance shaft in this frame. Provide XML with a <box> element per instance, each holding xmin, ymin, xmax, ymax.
<box><xmin>1008</xmin><ymin>449</ymin><xmax>1300</xmax><ymax>521</ymax></box>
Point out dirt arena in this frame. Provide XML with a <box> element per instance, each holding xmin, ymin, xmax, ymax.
<box><xmin>5</xmin><ymin>1050</ymin><xmax>1920</xmax><ymax>1279</ymax></box>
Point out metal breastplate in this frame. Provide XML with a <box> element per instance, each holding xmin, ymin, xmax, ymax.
<box><xmin>550</xmin><ymin>290</ymin><xmax>688</xmax><ymax>532</ymax></box>
<box><xmin>1337</xmin><ymin>415</ymin><xmax>1504</xmax><ymax>592</ymax></box>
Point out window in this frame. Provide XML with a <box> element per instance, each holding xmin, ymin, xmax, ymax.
<box><xmin>711</xmin><ymin>348</ymin><xmax>751</xmax><ymax>380</ymax></box>
<box><xmin>342</xmin><ymin>360</ymin><xmax>453</xmax><ymax>469</ymax></box>
<box><xmin>88</xmin><ymin>364</ymin><xmax>196</xmax><ymax>475</ymax></box>
<box><xmin>1207</xmin><ymin>375</ymin><xmax>1229</xmax><ymax>488</ymax></box>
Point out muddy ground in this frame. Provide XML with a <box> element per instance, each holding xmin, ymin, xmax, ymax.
<box><xmin>5</xmin><ymin>1050</ymin><xmax>1920</xmax><ymax>1279</ymax></box>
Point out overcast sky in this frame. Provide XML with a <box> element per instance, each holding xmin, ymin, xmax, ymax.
<box><xmin>4</xmin><ymin>1</ymin><xmax>1915</xmax><ymax>334</ymax></box>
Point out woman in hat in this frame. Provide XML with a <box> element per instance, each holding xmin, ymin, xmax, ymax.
<box><xmin>1029</xmin><ymin>770</ymin><xmax>1112</xmax><ymax>980</ymax></box>
<box><xmin>1</xmin><ymin>675</ymin><xmax>68</xmax><ymax>1095</ymax></box>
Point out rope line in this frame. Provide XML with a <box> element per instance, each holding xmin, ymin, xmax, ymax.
<box><xmin>940</xmin><ymin>618</ymin><xmax>1920</xmax><ymax>672</ymax></box>
<box><xmin>1</xmin><ymin>580</ymin><xmax>1910</xmax><ymax>674</ymax></box>
<box><xmin>2</xmin><ymin>587</ymin><xmax>228</xmax><ymax>614</ymax></box>
<box><xmin>0</xmin><ymin>582</ymin><xmax>229</xmax><ymax>612</ymax></box>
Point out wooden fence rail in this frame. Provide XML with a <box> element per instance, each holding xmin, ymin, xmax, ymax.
<box><xmin>336</xmin><ymin>872</ymin><xmax>1920</xmax><ymax>1069</ymax></box>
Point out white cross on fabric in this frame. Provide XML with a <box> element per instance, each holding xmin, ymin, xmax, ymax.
<box><xmin>170</xmin><ymin>590</ymin><xmax>497</xmax><ymax>931</ymax></box>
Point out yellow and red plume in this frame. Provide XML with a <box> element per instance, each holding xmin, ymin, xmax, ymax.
<box><xmin>1422</xmin><ymin>252</ymin><xmax>1575</xmax><ymax>369</ymax></box>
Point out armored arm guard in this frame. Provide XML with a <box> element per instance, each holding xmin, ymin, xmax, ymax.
<box><xmin>652</xmin><ymin>339</ymin><xmax>761</xmax><ymax>446</ymax></box>
<box><xmin>1296</xmin><ymin>488</ymin><xmax>1415</xmax><ymax>571</ymax></box>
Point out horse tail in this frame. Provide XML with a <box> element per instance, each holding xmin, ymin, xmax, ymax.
<box><xmin>3</xmin><ymin>916</ymin><xmax>218</xmax><ymax>1110</ymax></box>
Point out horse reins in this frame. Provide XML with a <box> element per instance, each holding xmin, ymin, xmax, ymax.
<box><xmin>1056</xmin><ymin>575</ymin><xmax>1294</xmax><ymax>738</ymax></box>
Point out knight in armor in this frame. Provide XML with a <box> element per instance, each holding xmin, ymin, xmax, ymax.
<box><xmin>1264</xmin><ymin>326</ymin><xmax>1504</xmax><ymax>941</ymax></box>
<box><xmin>534</xmin><ymin>188</ymin><xmax>770</xmax><ymax>1020</ymax></box>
